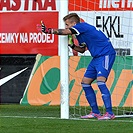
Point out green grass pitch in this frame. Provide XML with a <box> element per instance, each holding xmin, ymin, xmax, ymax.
<box><xmin>0</xmin><ymin>105</ymin><xmax>133</xmax><ymax>133</ymax></box>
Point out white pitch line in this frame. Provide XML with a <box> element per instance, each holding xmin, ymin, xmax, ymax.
<box><xmin>0</xmin><ymin>115</ymin><xmax>57</xmax><ymax>119</ymax></box>
<box><xmin>0</xmin><ymin>115</ymin><xmax>133</xmax><ymax>123</ymax></box>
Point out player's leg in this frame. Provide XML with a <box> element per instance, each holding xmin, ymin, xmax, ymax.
<box><xmin>97</xmin><ymin>76</ymin><xmax>115</xmax><ymax>120</ymax></box>
<box><xmin>81</xmin><ymin>59</ymin><xmax>101</xmax><ymax>119</ymax></box>
<box><xmin>95</xmin><ymin>54</ymin><xmax>116</xmax><ymax>120</ymax></box>
<box><xmin>97</xmin><ymin>76</ymin><xmax>113</xmax><ymax>114</ymax></box>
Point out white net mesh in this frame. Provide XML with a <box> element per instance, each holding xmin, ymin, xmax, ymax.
<box><xmin>68</xmin><ymin>0</ymin><xmax>133</xmax><ymax>118</ymax></box>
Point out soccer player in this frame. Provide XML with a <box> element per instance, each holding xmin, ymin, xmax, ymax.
<box><xmin>37</xmin><ymin>13</ymin><xmax>116</xmax><ymax>120</ymax></box>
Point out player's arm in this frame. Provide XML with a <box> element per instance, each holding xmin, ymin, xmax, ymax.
<box><xmin>37</xmin><ymin>21</ymin><xmax>72</xmax><ymax>35</ymax></box>
<box><xmin>68</xmin><ymin>33</ymin><xmax>86</xmax><ymax>53</ymax></box>
<box><xmin>52</xmin><ymin>29</ymin><xmax>72</xmax><ymax>35</ymax></box>
<box><xmin>52</xmin><ymin>28</ymin><xmax>78</xmax><ymax>35</ymax></box>
<box><xmin>37</xmin><ymin>21</ymin><xmax>86</xmax><ymax>53</ymax></box>
<box><xmin>52</xmin><ymin>28</ymin><xmax>86</xmax><ymax>53</ymax></box>
<box><xmin>69</xmin><ymin>43</ymin><xmax>86</xmax><ymax>53</ymax></box>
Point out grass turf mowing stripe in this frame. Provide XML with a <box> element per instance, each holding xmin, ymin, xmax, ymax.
<box><xmin>0</xmin><ymin>105</ymin><xmax>133</xmax><ymax>133</ymax></box>
<box><xmin>0</xmin><ymin>116</ymin><xmax>133</xmax><ymax>133</ymax></box>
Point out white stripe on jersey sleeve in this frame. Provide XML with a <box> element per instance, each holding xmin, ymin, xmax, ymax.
<box><xmin>71</xmin><ymin>27</ymin><xmax>80</xmax><ymax>35</ymax></box>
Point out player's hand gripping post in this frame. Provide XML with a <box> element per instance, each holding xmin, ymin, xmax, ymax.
<box><xmin>68</xmin><ymin>35</ymin><xmax>76</xmax><ymax>49</ymax></box>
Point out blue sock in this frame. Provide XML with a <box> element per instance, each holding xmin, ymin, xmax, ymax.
<box><xmin>97</xmin><ymin>81</ymin><xmax>113</xmax><ymax>115</ymax></box>
<box><xmin>81</xmin><ymin>83</ymin><xmax>100</xmax><ymax>114</ymax></box>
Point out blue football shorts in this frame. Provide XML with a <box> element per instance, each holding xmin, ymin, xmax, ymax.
<box><xmin>84</xmin><ymin>54</ymin><xmax>116</xmax><ymax>79</ymax></box>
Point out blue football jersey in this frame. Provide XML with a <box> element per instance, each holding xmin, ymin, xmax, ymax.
<box><xmin>72</xmin><ymin>22</ymin><xmax>116</xmax><ymax>57</ymax></box>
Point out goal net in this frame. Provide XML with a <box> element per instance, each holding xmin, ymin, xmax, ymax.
<box><xmin>68</xmin><ymin>0</ymin><xmax>133</xmax><ymax>118</ymax></box>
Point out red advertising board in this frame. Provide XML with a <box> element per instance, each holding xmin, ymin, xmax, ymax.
<box><xmin>0</xmin><ymin>12</ymin><xmax>58</xmax><ymax>55</ymax></box>
<box><xmin>69</xmin><ymin>0</ymin><xmax>133</xmax><ymax>11</ymax></box>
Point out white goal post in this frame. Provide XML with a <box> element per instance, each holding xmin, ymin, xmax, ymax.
<box><xmin>59</xmin><ymin>0</ymin><xmax>69</xmax><ymax>119</ymax></box>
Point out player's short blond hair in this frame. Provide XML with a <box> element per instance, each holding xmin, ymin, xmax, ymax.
<box><xmin>63</xmin><ymin>13</ymin><xmax>80</xmax><ymax>23</ymax></box>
